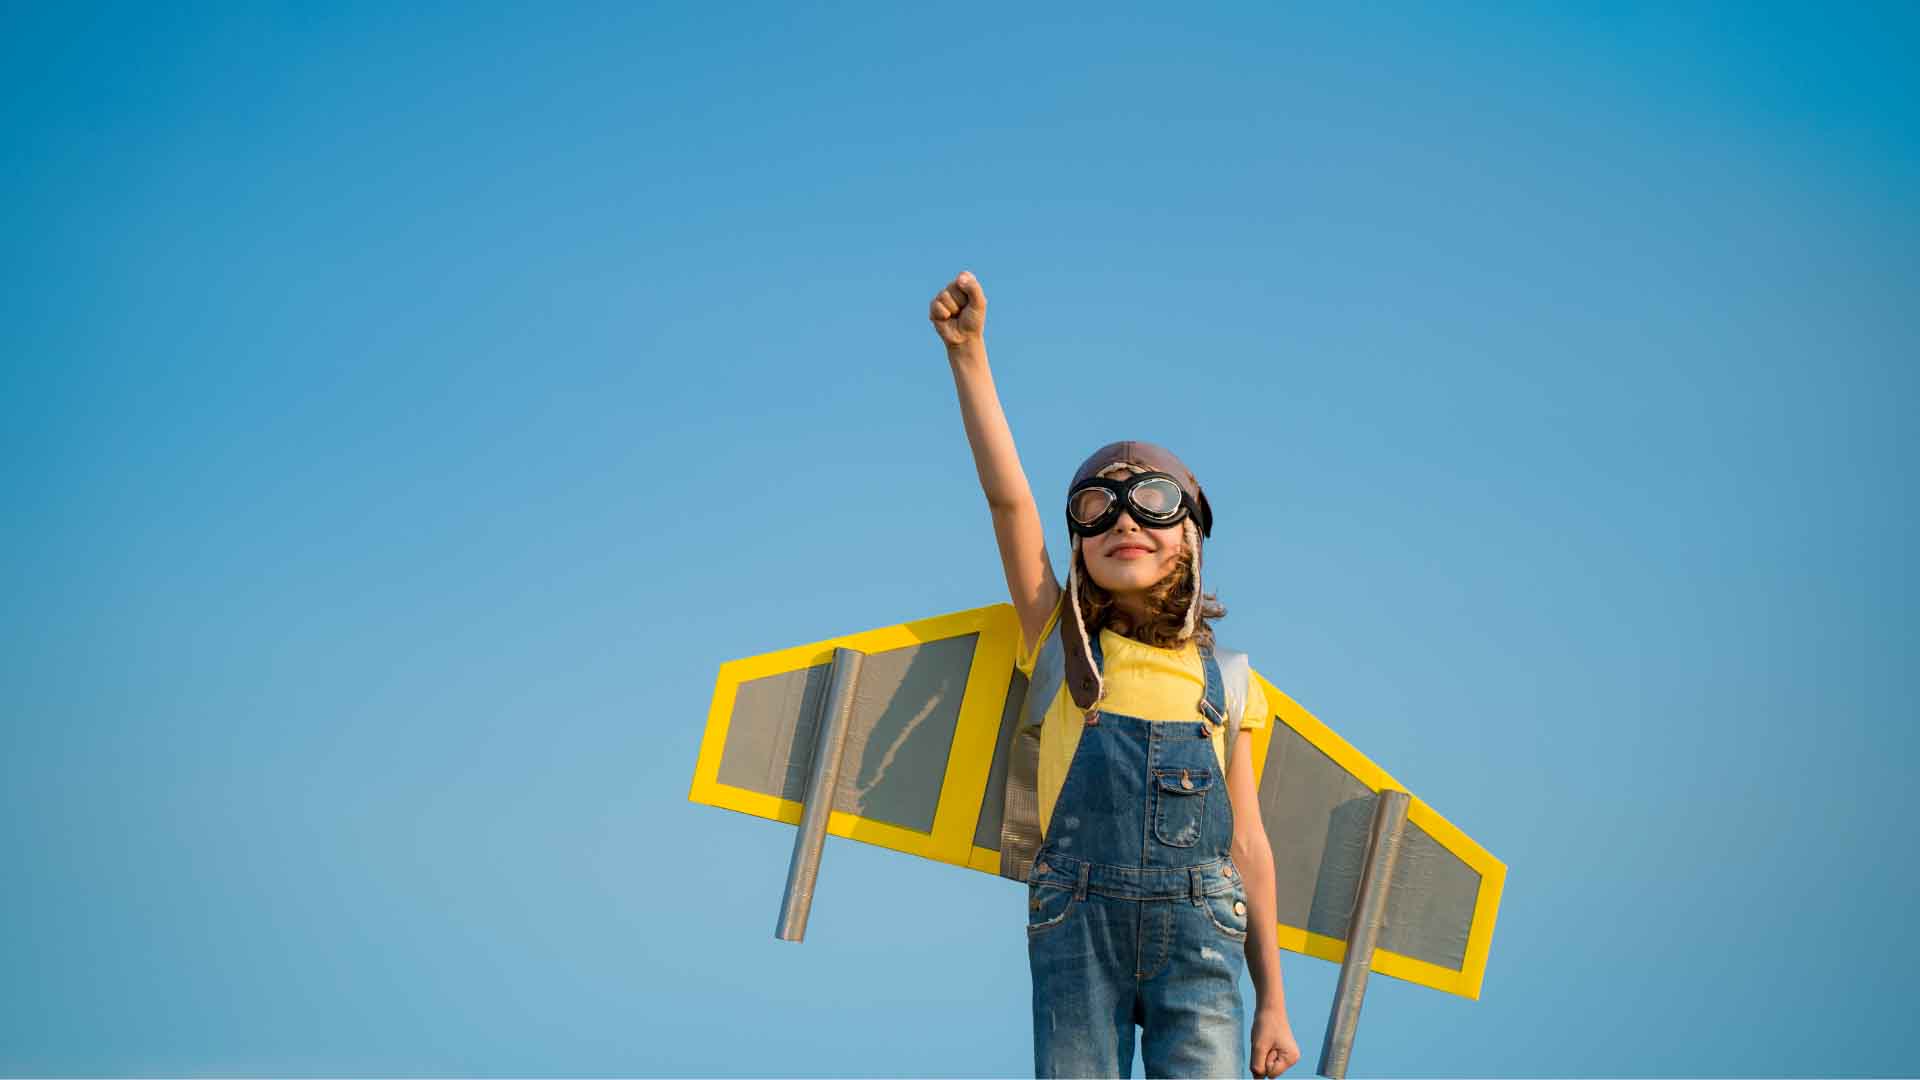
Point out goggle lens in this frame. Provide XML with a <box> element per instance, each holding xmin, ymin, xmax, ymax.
<box><xmin>1129</xmin><ymin>477</ymin><xmax>1183</xmax><ymax>519</ymax></box>
<box><xmin>1069</xmin><ymin>487</ymin><xmax>1116</xmax><ymax>525</ymax></box>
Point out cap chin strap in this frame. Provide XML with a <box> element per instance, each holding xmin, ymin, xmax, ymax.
<box><xmin>1064</xmin><ymin>536</ymin><xmax>1102</xmax><ymax>712</ymax></box>
<box><xmin>1178</xmin><ymin>518</ymin><xmax>1202</xmax><ymax>640</ymax></box>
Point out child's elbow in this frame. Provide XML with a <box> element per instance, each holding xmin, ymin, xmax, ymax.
<box><xmin>1230</xmin><ymin>818</ymin><xmax>1273</xmax><ymax>872</ymax></box>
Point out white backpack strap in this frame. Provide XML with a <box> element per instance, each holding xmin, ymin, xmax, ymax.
<box><xmin>1023</xmin><ymin>618</ymin><xmax>1068</xmax><ymax>734</ymax></box>
<box><xmin>1213</xmin><ymin>647</ymin><xmax>1251</xmax><ymax>767</ymax></box>
<box><xmin>998</xmin><ymin>617</ymin><xmax>1064</xmax><ymax>881</ymax></box>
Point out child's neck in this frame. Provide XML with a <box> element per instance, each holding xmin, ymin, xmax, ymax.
<box><xmin>1109</xmin><ymin>594</ymin><xmax>1154</xmax><ymax>629</ymax></box>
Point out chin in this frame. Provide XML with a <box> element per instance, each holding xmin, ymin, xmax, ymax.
<box><xmin>1091</xmin><ymin>565</ymin><xmax>1162</xmax><ymax>593</ymax></box>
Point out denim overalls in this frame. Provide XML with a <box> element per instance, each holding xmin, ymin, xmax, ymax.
<box><xmin>1026</xmin><ymin>635</ymin><xmax>1249</xmax><ymax>1078</ymax></box>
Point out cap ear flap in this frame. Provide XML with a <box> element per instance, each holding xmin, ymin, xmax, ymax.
<box><xmin>1194</xmin><ymin>487</ymin><xmax>1213</xmax><ymax>538</ymax></box>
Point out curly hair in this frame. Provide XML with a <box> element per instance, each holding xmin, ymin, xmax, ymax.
<box><xmin>1073</xmin><ymin>518</ymin><xmax>1227</xmax><ymax>650</ymax></box>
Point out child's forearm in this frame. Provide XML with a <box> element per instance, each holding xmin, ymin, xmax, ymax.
<box><xmin>946</xmin><ymin>342</ymin><xmax>1038</xmax><ymax>511</ymax></box>
<box><xmin>1236</xmin><ymin>830</ymin><xmax>1291</xmax><ymax>1018</ymax></box>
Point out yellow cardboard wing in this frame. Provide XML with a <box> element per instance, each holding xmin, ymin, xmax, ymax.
<box><xmin>689</xmin><ymin>603</ymin><xmax>1505</xmax><ymax>1000</ymax></box>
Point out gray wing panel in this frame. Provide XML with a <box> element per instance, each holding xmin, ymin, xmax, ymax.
<box><xmin>717</xmin><ymin>634</ymin><xmax>979</xmax><ymax>833</ymax></box>
<box><xmin>1257</xmin><ymin>718</ymin><xmax>1480</xmax><ymax>972</ymax></box>
<box><xmin>1378</xmin><ymin>821</ymin><xmax>1479</xmax><ymax>970</ymax></box>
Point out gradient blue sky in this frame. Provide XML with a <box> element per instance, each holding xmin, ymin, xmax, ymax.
<box><xmin>4</xmin><ymin>3</ymin><xmax>1915</xmax><ymax>1076</ymax></box>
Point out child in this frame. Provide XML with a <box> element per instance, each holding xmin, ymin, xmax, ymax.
<box><xmin>930</xmin><ymin>270</ymin><xmax>1303</xmax><ymax>1078</ymax></box>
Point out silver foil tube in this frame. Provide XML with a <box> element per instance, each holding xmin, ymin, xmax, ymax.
<box><xmin>1318</xmin><ymin>788</ymin><xmax>1411</xmax><ymax>1079</ymax></box>
<box><xmin>774</xmin><ymin>647</ymin><xmax>864</xmax><ymax>943</ymax></box>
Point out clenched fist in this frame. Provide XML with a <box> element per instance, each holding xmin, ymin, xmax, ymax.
<box><xmin>929</xmin><ymin>270</ymin><xmax>986</xmax><ymax>350</ymax></box>
<box><xmin>1251</xmin><ymin>1010</ymin><xmax>1301</xmax><ymax>1077</ymax></box>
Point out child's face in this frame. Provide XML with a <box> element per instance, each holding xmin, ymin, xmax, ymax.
<box><xmin>1078</xmin><ymin>466</ymin><xmax>1187</xmax><ymax>596</ymax></box>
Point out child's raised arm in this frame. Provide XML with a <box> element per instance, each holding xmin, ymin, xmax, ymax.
<box><xmin>930</xmin><ymin>271</ymin><xmax>1062</xmax><ymax>656</ymax></box>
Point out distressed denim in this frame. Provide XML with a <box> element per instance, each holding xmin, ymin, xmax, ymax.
<box><xmin>1027</xmin><ymin>644</ymin><xmax>1249</xmax><ymax>1079</ymax></box>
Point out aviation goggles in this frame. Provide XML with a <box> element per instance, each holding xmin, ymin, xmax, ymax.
<box><xmin>1066</xmin><ymin>472</ymin><xmax>1196</xmax><ymax>537</ymax></box>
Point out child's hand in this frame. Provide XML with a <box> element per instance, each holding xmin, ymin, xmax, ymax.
<box><xmin>1251</xmin><ymin>1007</ymin><xmax>1301</xmax><ymax>1077</ymax></box>
<box><xmin>928</xmin><ymin>270</ymin><xmax>986</xmax><ymax>350</ymax></box>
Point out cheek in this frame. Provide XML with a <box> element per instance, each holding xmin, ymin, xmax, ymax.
<box><xmin>1087</xmin><ymin>554</ymin><xmax>1123</xmax><ymax>585</ymax></box>
<box><xmin>1154</xmin><ymin>533</ymin><xmax>1185</xmax><ymax>572</ymax></box>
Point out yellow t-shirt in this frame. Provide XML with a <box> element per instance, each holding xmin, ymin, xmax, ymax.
<box><xmin>1015</xmin><ymin>596</ymin><xmax>1269</xmax><ymax>839</ymax></box>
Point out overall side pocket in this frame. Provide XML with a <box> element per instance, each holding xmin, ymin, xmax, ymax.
<box><xmin>1026</xmin><ymin>882</ymin><xmax>1078</xmax><ymax>937</ymax></box>
<box><xmin>1201</xmin><ymin>881</ymin><xmax>1249</xmax><ymax>942</ymax></box>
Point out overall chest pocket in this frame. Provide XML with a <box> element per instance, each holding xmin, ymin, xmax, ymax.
<box><xmin>1151</xmin><ymin>767</ymin><xmax>1214</xmax><ymax>847</ymax></box>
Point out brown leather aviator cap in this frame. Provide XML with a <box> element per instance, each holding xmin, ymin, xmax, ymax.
<box><xmin>1068</xmin><ymin>440</ymin><xmax>1212</xmax><ymax>538</ymax></box>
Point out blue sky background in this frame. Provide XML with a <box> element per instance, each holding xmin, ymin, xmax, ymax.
<box><xmin>4</xmin><ymin>3</ymin><xmax>1915</xmax><ymax>1076</ymax></box>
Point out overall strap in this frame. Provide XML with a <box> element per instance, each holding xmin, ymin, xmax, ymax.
<box><xmin>1061</xmin><ymin>594</ymin><xmax>1102</xmax><ymax>712</ymax></box>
